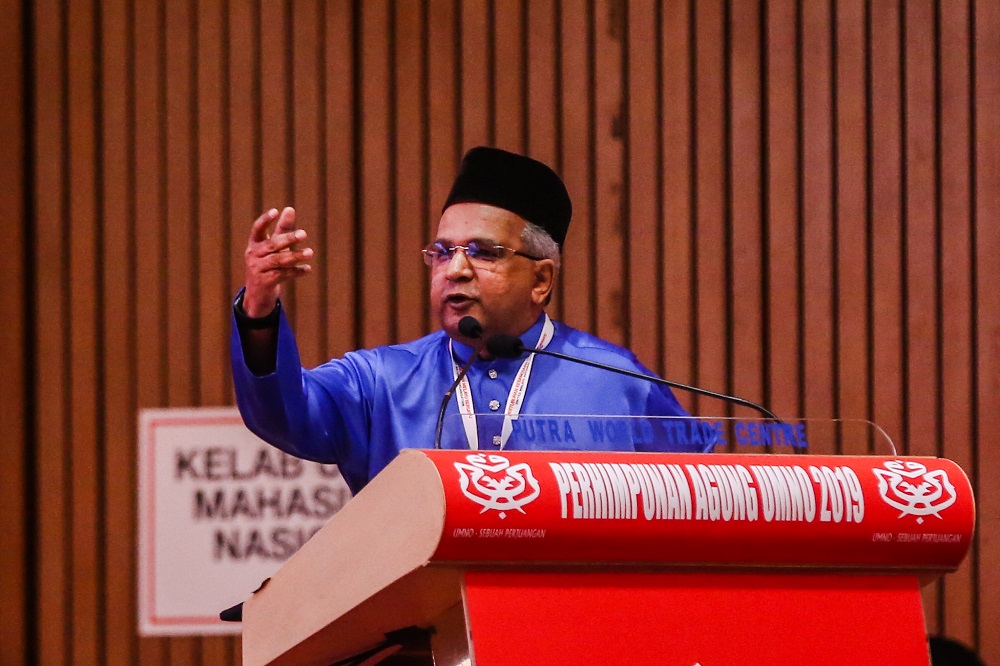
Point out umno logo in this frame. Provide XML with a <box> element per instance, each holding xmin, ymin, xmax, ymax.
<box><xmin>873</xmin><ymin>460</ymin><xmax>957</xmax><ymax>524</ymax></box>
<box><xmin>454</xmin><ymin>453</ymin><xmax>540</xmax><ymax>519</ymax></box>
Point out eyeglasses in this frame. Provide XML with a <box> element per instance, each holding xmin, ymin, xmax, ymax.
<box><xmin>422</xmin><ymin>240</ymin><xmax>542</xmax><ymax>267</ymax></box>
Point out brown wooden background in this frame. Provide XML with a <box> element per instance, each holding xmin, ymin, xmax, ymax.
<box><xmin>2</xmin><ymin>0</ymin><xmax>998</xmax><ymax>663</ymax></box>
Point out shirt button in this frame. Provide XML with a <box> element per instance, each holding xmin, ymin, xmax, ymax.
<box><xmin>488</xmin><ymin>399</ymin><xmax>501</xmax><ymax>411</ymax></box>
<box><xmin>492</xmin><ymin>435</ymin><xmax>502</xmax><ymax>447</ymax></box>
<box><xmin>488</xmin><ymin>369</ymin><xmax>499</xmax><ymax>379</ymax></box>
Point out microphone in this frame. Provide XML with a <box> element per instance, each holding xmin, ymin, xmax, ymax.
<box><xmin>484</xmin><ymin>334</ymin><xmax>779</xmax><ymax>421</ymax></box>
<box><xmin>433</xmin><ymin>316</ymin><xmax>484</xmax><ymax>449</ymax></box>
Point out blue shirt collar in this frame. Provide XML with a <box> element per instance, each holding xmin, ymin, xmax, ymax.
<box><xmin>451</xmin><ymin>311</ymin><xmax>549</xmax><ymax>365</ymax></box>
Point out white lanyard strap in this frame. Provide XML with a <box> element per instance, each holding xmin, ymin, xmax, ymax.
<box><xmin>450</xmin><ymin>314</ymin><xmax>555</xmax><ymax>450</ymax></box>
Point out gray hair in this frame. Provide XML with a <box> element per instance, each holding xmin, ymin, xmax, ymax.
<box><xmin>521</xmin><ymin>221</ymin><xmax>561</xmax><ymax>272</ymax></box>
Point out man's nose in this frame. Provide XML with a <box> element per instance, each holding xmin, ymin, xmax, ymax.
<box><xmin>445</xmin><ymin>247</ymin><xmax>475</xmax><ymax>280</ymax></box>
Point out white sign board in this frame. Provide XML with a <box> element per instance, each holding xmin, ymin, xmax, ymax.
<box><xmin>138</xmin><ymin>407</ymin><xmax>351</xmax><ymax>636</ymax></box>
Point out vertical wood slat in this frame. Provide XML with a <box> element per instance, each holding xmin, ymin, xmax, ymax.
<box><xmin>727</xmin><ymin>0</ymin><xmax>764</xmax><ymax>417</ymax></box>
<box><xmin>0</xmin><ymin>0</ymin><xmax>27</xmax><ymax>662</ymax></box>
<box><xmin>394</xmin><ymin>0</ymin><xmax>428</xmax><ymax>343</ymax></box>
<box><xmin>325</xmin><ymin>0</ymin><xmax>357</xmax><ymax>358</ymax></box>
<box><xmin>228</xmin><ymin>0</ymin><xmax>257</xmax><ymax>303</ymax></box>
<box><xmin>660</xmin><ymin>0</ymin><xmax>694</xmax><ymax>408</ymax></box>
<box><xmin>11</xmin><ymin>2</ymin><xmax>1000</xmax><ymax>664</ymax></box>
<box><xmin>160</xmin><ymin>27</ymin><xmax>200</xmax><ymax>659</ymax></box>
<box><xmin>67</xmin><ymin>1</ymin><xmax>101</xmax><ymax>662</ymax></box>
<box><xmin>258</xmin><ymin>0</ymin><xmax>292</xmax><ymax>384</ymax></box>
<box><xmin>868</xmin><ymin>0</ymin><xmax>904</xmax><ymax>464</ymax></box>
<box><xmin>492</xmin><ymin>0</ymin><xmax>524</xmax><ymax>153</ymax></box>
<box><xmin>902</xmin><ymin>0</ymin><xmax>938</xmax><ymax>458</ymax></box>
<box><xmin>225</xmin><ymin>36</ymin><xmax>259</xmax><ymax>648</ymax></box>
<box><xmin>132</xmin><ymin>1</ymin><xmax>167</xmax><ymax>661</ymax></box>
<box><xmin>460</xmin><ymin>0</ymin><xmax>490</xmax><ymax>149</ymax></box>
<box><xmin>800</xmin><ymin>0</ymin><xmax>835</xmax><ymax>427</ymax></box>
<box><xmin>425</xmin><ymin>0</ymin><xmax>458</xmax><ymax>334</ymax></box>
<box><xmin>196</xmin><ymin>1</ymin><xmax>234</xmax><ymax>662</ymax></box>
<box><xmin>974</xmin><ymin>2</ymin><xmax>1000</xmax><ymax>658</ymax></box>
<box><xmin>526</xmin><ymin>0</ymin><xmax>559</xmax><ymax>314</ymax></box>
<box><xmin>526</xmin><ymin>0</ymin><xmax>558</xmax><ymax>180</ymax></box>
<box><xmin>360</xmin><ymin>0</ymin><xmax>391</xmax><ymax>347</ymax></box>
<box><xmin>593</xmin><ymin>0</ymin><xmax>626</xmax><ymax>345</ymax></box>
<box><xmin>557</xmin><ymin>0</ymin><xmax>593</xmax><ymax>333</ymax></box>
<box><xmin>259</xmin><ymin>1</ymin><xmax>291</xmax><ymax>212</ymax></box>
<box><xmin>291</xmin><ymin>0</ymin><xmax>323</xmax><ymax>365</ymax></box>
<box><xmin>626</xmin><ymin>0</ymin><xmax>662</xmax><ymax>371</ymax></box>
<box><xmin>197</xmin><ymin>0</ymin><xmax>228</xmax><ymax>406</ymax></box>
<box><xmin>33</xmin><ymin>0</ymin><xmax>70</xmax><ymax>662</ymax></box>
<box><xmin>165</xmin><ymin>0</ymin><xmax>196</xmax><ymax>418</ymax></box>
<box><xmin>834</xmin><ymin>0</ymin><xmax>870</xmax><ymax>453</ymax></box>
<box><xmin>694</xmin><ymin>0</ymin><xmax>727</xmax><ymax>409</ymax></box>
<box><xmin>902</xmin><ymin>0</ymin><xmax>943</xmax><ymax>628</ymax></box>
<box><xmin>100</xmin><ymin>2</ymin><xmax>135</xmax><ymax>664</ymax></box>
<box><xmin>765</xmin><ymin>0</ymin><xmax>800</xmax><ymax>419</ymax></box>
<box><xmin>938</xmin><ymin>0</ymin><xmax>975</xmax><ymax>646</ymax></box>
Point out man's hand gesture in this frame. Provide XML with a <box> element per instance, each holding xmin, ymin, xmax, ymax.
<box><xmin>243</xmin><ymin>207</ymin><xmax>314</xmax><ymax>317</ymax></box>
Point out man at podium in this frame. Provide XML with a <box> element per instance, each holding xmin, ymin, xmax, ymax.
<box><xmin>231</xmin><ymin>147</ymin><xmax>710</xmax><ymax>495</ymax></box>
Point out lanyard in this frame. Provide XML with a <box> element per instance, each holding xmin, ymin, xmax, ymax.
<box><xmin>449</xmin><ymin>314</ymin><xmax>555</xmax><ymax>450</ymax></box>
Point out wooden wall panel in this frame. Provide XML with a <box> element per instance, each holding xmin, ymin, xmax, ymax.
<box><xmin>833</xmin><ymin>0</ymin><xmax>870</xmax><ymax>455</ymax></box>
<box><xmin>424</xmin><ymin>0</ymin><xmax>457</xmax><ymax>339</ymax></box>
<box><xmin>526</xmin><ymin>0</ymin><xmax>560</xmax><ymax>306</ymax></box>
<box><xmin>493</xmin><ymin>0</ymin><xmax>525</xmax><ymax>153</ymax></box>
<box><xmin>974</xmin><ymin>1</ymin><xmax>1000</xmax><ymax>658</ymax></box>
<box><xmin>525</xmin><ymin>0</ymin><xmax>558</xmax><ymax>215</ymax></box>
<box><xmin>324</xmin><ymin>0</ymin><xmax>357</xmax><ymax>359</ymax></box>
<box><xmin>693</xmin><ymin>0</ymin><xmax>727</xmax><ymax>412</ymax></box>
<box><xmin>291</xmin><ymin>0</ymin><xmax>324</xmax><ymax>366</ymax></box>
<box><xmin>67</xmin><ymin>4</ymin><xmax>101</xmax><ymax>664</ymax></box>
<box><xmin>132</xmin><ymin>1</ymin><xmax>168</xmax><ymax>662</ymax></box>
<box><xmin>868</xmin><ymin>0</ymin><xmax>904</xmax><ymax>462</ymax></box>
<box><xmin>360</xmin><ymin>0</ymin><xmax>392</xmax><ymax>348</ymax></box>
<box><xmin>228</xmin><ymin>0</ymin><xmax>258</xmax><ymax>306</ymax></box>
<box><xmin>459</xmin><ymin>0</ymin><xmax>489</xmax><ymax>148</ymax></box>
<box><xmin>99</xmin><ymin>0</ymin><xmax>138</xmax><ymax>666</ymax></box>
<box><xmin>627</xmin><ymin>0</ymin><xmax>662</xmax><ymax>368</ymax></box>
<box><xmin>196</xmin><ymin>0</ymin><xmax>229</xmax><ymax>411</ymax></box>
<box><xmin>0</xmin><ymin>0</ymin><xmax>27</xmax><ymax>662</ymax></box>
<box><xmin>9</xmin><ymin>0</ymin><xmax>999</xmax><ymax>663</ymax></box>
<box><xmin>557</xmin><ymin>0</ymin><xmax>594</xmax><ymax>333</ymax></box>
<box><xmin>764</xmin><ymin>0</ymin><xmax>801</xmax><ymax>419</ymax></box>
<box><xmin>728</xmin><ymin>0</ymin><xmax>764</xmax><ymax>419</ymax></box>
<box><xmin>938</xmin><ymin>0</ymin><xmax>975</xmax><ymax>645</ymax></box>
<box><xmin>801</xmin><ymin>0</ymin><xmax>834</xmax><ymax>427</ymax></box>
<box><xmin>394</xmin><ymin>0</ymin><xmax>429</xmax><ymax>343</ymax></box>
<box><xmin>32</xmin><ymin>2</ymin><xmax>71</xmax><ymax>662</ymax></box>
<box><xmin>594</xmin><ymin>0</ymin><xmax>626</xmax><ymax>345</ymax></box>
<box><xmin>903</xmin><ymin>0</ymin><xmax>943</xmax><ymax>627</ymax></box>
<box><xmin>196</xmin><ymin>0</ymin><xmax>239</xmax><ymax>660</ymax></box>
<box><xmin>660</xmin><ymin>0</ymin><xmax>694</xmax><ymax>407</ymax></box>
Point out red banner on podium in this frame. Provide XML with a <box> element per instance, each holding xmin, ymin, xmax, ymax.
<box><xmin>428</xmin><ymin>451</ymin><xmax>973</xmax><ymax>572</ymax></box>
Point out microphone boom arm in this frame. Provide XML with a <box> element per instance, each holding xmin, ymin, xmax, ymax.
<box><xmin>527</xmin><ymin>347</ymin><xmax>779</xmax><ymax>421</ymax></box>
<box><xmin>433</xmin><ymin>350</ymin><xmax>478</xmax><ymax>449</ymax></box>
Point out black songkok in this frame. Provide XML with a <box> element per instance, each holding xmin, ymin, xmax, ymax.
<box><xmin>442</xmin><ymin>146</ymin><xmax>573</xmax><ymax>249</ymax></box>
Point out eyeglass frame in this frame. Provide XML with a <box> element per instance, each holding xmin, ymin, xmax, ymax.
<box><xmin>421</xmin><ymin>239</ymin><xmax>543</xmax><ymax>267</ymax></box>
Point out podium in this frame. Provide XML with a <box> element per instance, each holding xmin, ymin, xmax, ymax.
<box><xmin>240</xmin><ymin>448</ymin><xmax>974</xmax><ymax>665</ymax></box>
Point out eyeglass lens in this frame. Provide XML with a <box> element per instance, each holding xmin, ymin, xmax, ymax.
<box><xmin>424</xmin><ymin>241</ymin><xmax>507</xmax><ymax>264</ymax></box>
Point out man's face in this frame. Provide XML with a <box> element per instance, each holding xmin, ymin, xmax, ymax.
<box><xmin>430</xmin><ymin>203</ymin><xmax>554</xmax><ymax>343</ymax></box>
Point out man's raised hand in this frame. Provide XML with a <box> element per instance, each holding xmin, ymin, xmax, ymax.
<box><xmin>243</xmin><ymin>207</ymin><xmax>314</xmax><ymax>317</ymax></box>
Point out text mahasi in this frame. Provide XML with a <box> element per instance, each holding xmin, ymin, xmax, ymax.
<box><xmin>548</xmin><ymin>462</ymin><xmax>864</xmax><ymax>523</ymax></box>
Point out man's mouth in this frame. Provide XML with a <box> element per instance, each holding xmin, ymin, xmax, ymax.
<box><xmin>444</xmin><ymin>294</ymin><xmax>477</xmax><ymax>309</ymax></box>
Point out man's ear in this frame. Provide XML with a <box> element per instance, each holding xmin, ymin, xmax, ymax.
<box><xmin>531</xmin><ymin>259</ymin><xmax>556</xmax><ymax>306</ymax></box>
